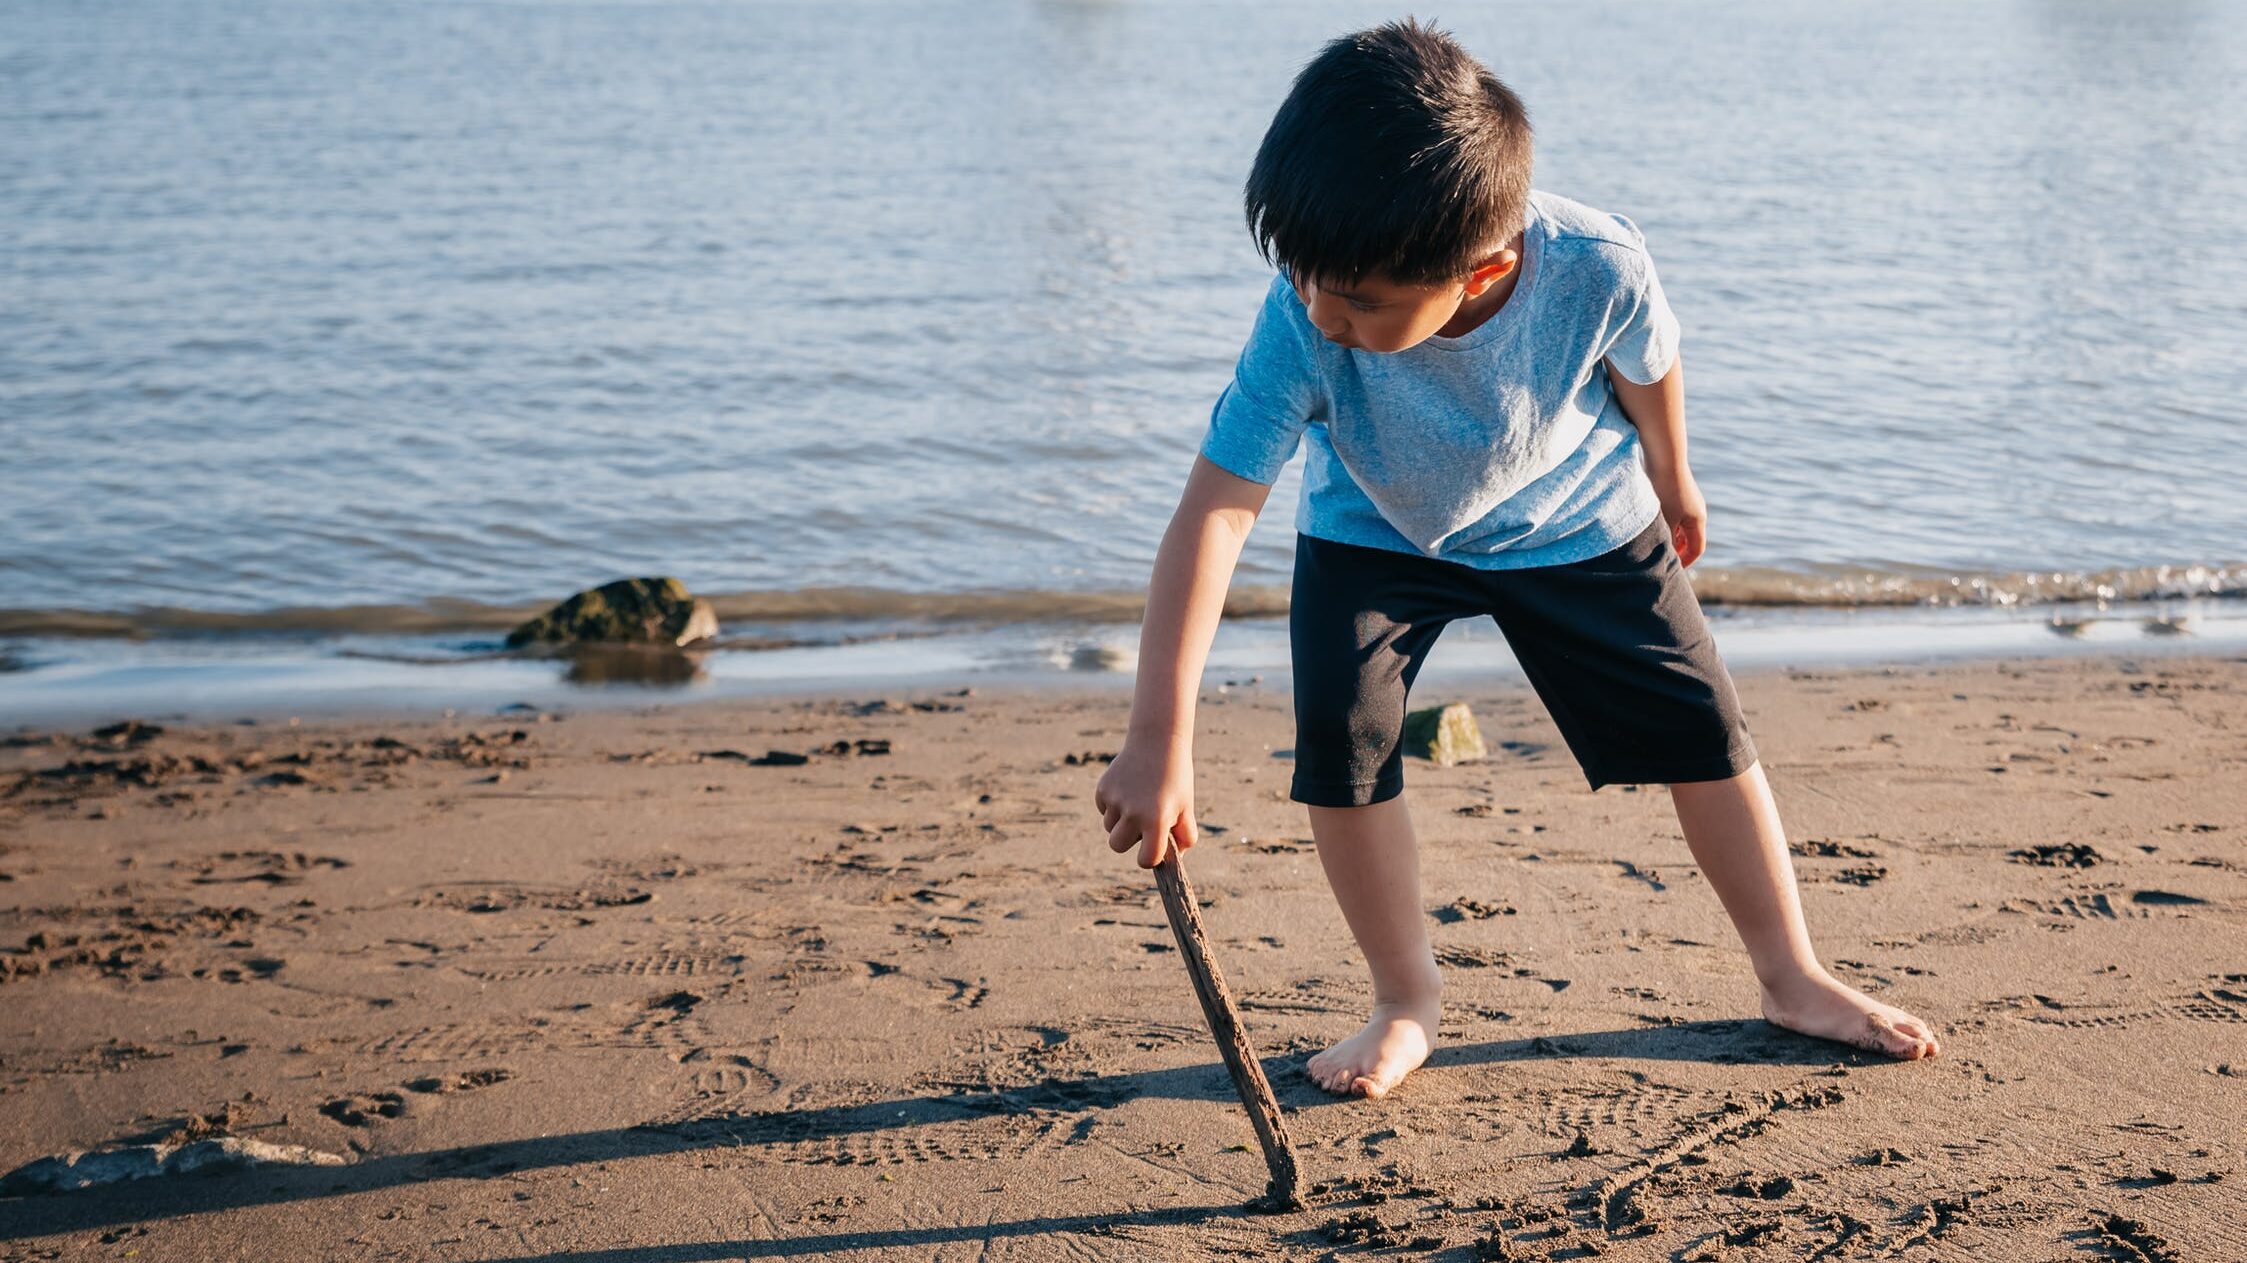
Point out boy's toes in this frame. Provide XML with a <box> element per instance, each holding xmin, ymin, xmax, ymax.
<box><xmin>1863</xmin><ymin>1010</ymin><xmax>1938</xmax><ymax>1060</ymax></box>
<box><xmin>1307</xmin><ymin>1050</ymin><xmax>1381</xmax><ymax>1096</ymax></box>
<box><xmin>1861</xmin><ymin>1012</ymin><xmax>1910</xmax><ymax>1057</ymax></box>
<box><xmin>1328</xmin><ymin>1065</ymin><xmax>1369</xmax><ymax>1094</ymax></box>
<box><xmin>1897</xmin><ymin>1019</ymin><xmax>1939</xmax><ymax>1059</ymax></box>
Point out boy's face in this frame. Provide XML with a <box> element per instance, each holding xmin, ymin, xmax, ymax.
<box><xmin>1291</xmin><ymin>249</ymin><xmax>1520</xmax><ymax>354</ymax></box>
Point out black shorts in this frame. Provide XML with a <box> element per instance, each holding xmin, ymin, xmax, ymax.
<box><xmin>1288</xmin><ymin>519</ymin><xmax>1757</xmax><ymax>807</ymax></box>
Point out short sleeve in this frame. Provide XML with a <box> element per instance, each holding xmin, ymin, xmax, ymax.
<box><xmin>1198</xmin><ymin>275</ymin><xmax>1320</xmax><ymax>485</ymax></box>
<box><xmin>1599</xmin><ymin>214</ymin><xmax>1681</xmax><ymax>386</ymax></box>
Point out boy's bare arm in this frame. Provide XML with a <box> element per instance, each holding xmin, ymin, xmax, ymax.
<box><xmin>1606</xmin><ymin>354</ymin><xmax>1707</xmax><ymax>566</ymax></box>
<box><xmin>1095</xmin><ymin>454</ymin><xmax>1272</xmax><ymax>868</ymax></box>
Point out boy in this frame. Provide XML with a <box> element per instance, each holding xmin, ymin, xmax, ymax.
<box><xmin>1093</xmin><ymin>19</ymin><xmax>1938</xmax><ymax>1099</ymax></box>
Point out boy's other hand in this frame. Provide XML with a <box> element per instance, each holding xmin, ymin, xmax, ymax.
<box><xmin>1093</xmin><ymin>737</ymin><xmax>1198</xmax><ymax>869</ymax></box>
<box><xmin>1652</xmin><ymin>468</ymin><xmax>1708</xmax><ymax>567</ymax></box>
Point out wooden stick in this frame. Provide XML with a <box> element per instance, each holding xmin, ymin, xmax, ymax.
<box><xmin>1152</xmin><ymin>852</ymin><xmax>1304</xmax><ymax>1208</ymax></box>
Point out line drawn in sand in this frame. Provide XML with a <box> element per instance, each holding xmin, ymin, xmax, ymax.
<box><xmin>457</xmin><ymin>949</ymin><xmax>754</xmax><ymax>982</ymax></box>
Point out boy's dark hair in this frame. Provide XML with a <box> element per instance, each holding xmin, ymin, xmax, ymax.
<box><xmin>1245</xmin><ymin>19</ymin><xmax>1532</xmax><ymax>288</ymax></box>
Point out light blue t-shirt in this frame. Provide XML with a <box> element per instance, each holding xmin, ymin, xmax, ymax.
<box><xmin>1199</xmin><ymin>189</ymin><xmax>1681</xmax><ymax>568</ymax></box>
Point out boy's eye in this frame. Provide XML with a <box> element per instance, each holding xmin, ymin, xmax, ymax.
<box><xmin>1346</xmin><ymin>299</ymin><xmax>1378</xmax><ymax>313</ymax></box>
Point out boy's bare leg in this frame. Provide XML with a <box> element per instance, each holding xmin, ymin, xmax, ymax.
<box><xmin>1670</xmin><ymin>763</ymin><xmax>1940</xmax><ymax>1060</ymax></box>
<box><xmin>1304</xmin><ymin>795</ymin><xmax>1446</xmax><ymax>1097</ymax></box>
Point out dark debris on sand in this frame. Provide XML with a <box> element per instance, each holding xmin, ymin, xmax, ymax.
<box><xmin>1433</xmin><ymin>897</ymin><xmax>1516</xmax><ymax>924</ymax></box>
<box><xmin>1715</xmin><ymin>1174</ymin><xmax>1796</xmax><ymax>1199</ymax></box>
<box><xmin>1789</xmin><ymin>838</ymin><xmax>1878</xmax><ymax>859</ymax></box>
<box><xmin>2095</xmin><ymin>1212</ymin><xmax>2181</xmax><ymax>1263</ymax></box>
<box><xmin>695</xmin><ymin>737</ymin><xmax>891</xmax><ymax>766</ymax></box>
<box><xmin>3</xmin><ymin>723</ymin><xmax>538</xmax><ymax>806</ymax></box>
<box><xmin>0</xmin><ymin>905</ymin><xmax>261</xmax><ymax>986</ymax></box>
<box><xmin>841</xmin><ymin>690</ymin><xmax>971</xmax><ymax>717</ymax></box>
<box><xmin>1318</xmin><ymin>1209</ymin><xmax>1444</xmax><ymax>1253</ymax></box>
<box><xmin>2009</xmin><ymin>842</ymin><xmax>2103</xmax><ymax>867</ymax></box>
<box><xmin>327</xmin><ymin>1067</ymin><xmax>516</xmax><ymax>1126</ymax></box>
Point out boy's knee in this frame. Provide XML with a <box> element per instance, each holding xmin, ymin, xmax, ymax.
<box><xmin>1291</xmin><ymin>688</ymin><xmax>1404</xmax><ymax>804</ymax></box>
<box><xmin>1289</xmin><ymin>740</ymin><xmax>1405</xmax><ymax>808</ymax></box>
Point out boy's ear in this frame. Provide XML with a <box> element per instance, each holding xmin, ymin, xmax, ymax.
<box><xmin>1463</xmin><ymin>249</ymin><xmax>1519</xmax><ymax>297</ymax></box>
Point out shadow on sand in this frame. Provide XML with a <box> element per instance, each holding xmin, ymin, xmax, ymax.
<box><xmin>1</xmin><ymin>1019</ymin><xmax>1868</xmax><ymax>1246</ymax></box>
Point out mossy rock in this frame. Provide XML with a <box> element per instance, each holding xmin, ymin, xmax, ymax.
<box><xmin>505</xmin><ymin>578</ymin><xmax>718</xmax><ymax>649</ymax></box>
<box><xmin>1401</xmin><ymin>702</ymin><xmax>1486</xmax><ymax>767</ymax></box>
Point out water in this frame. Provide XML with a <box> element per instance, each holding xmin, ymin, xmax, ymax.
<box><xmin>5</xmin><ymin>0</ymin><xmax>2246</xmax><ymax>647</ymax></box>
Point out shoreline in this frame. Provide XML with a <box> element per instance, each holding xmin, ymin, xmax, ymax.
<box><xmin>2</xmin><ymin>651</ymin><xmax>2241</xmax><ymax>1257</ymax></box>
<box><xmin>3</xmin><ymin>596</ymin><xmax>2245</xmax><ymax>726</ymax></box>
<box><xmin>6</xmin><ymin>557</ymin><xmax>2242</xmax><ymax>641</ymax></box>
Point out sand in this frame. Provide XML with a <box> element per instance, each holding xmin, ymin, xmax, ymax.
<box><xmin>1</xmin><ymin>653</ymin><xmax>2242</xmax><ymax>1260</ymax></box>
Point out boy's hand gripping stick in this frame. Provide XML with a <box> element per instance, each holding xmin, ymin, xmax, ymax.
<box><xmin>1152</xmin><ymin>852</ymin><xmax>1304</xmax><ymax>1208</ymax></box>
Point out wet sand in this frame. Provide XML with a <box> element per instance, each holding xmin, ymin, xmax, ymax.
<box><xmin>1</xmin><ymin>654</ymin><xmax>2242</xmax><ymax>1260</ymax></box>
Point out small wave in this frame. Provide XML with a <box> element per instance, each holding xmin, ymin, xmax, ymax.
<box><xmin>1690</xmin><ymin>563</ymin><xmax>2247</xmax><ymax>609</ymax></box>
<box><xmin>0</xmin><ymin>563</ymin><xmax>2239</xmax><ymax>640</ymax></box>
<box><xmin>702</xmin><ymin>587</ymin><xmax>1294</xmax><ymax>623</ymax></box>
<box><xmin>169</xmin><ymin>337</ymin><xmax>272</xmax><ymax>355</ymax></box>
<box><xmin>0</xmin><ymin>599</ymin><xmax>549</xmax><ymax>639</ymax></box>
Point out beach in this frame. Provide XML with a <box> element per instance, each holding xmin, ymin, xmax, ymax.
<box><xmin>8</xmin><ymin>0</ymin><xmax>2247</xmax><ymax>1258</ymax></box>
<box><xmin>3</xmin><ymin>652</ymin><xmax>2242</xmax><ymax>1260</ymax></box>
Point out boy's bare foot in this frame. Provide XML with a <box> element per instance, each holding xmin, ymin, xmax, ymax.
<box><xmin>1760</xmin><ymin>970</ymin><xmax>1940</xmax><ymax>1060</ymax></box>
<box><xmin>1306</xmin><ymin>996</ymin><xmax>1441</xmax><ymax>1098</ymax></box>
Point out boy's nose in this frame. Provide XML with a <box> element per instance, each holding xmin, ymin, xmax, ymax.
<box><xmin>1301</xmin><ymin>289</ymin><xmax>1349</xmax><ymax>339</ymax></box>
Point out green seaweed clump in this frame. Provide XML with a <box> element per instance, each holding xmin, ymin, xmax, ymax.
<box><xmin>505</xmin><ymin>577</ymin><xmax>718</xmax><ymax>649</ymax></box>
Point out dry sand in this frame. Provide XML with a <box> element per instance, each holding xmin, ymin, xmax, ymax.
<box><xmin>1</xmin><ymin>653</ymin><xmax>2242</xmax><ymax>1260</ymax></box>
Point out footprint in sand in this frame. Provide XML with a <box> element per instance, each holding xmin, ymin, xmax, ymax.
<box><xmin>321</xmin><ymin>1069</ymin><xmax>514</xmax><ymax>1127</ymax></box>
<box><xmin>319</xmin><ymin>1091</ymin><xmax>406</xmax><ymax>1127</ymax></box>
<box><xmin>177</xmin><ymin>851</ymin><xmax>350</xmax><ymax>886</ymax></box>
